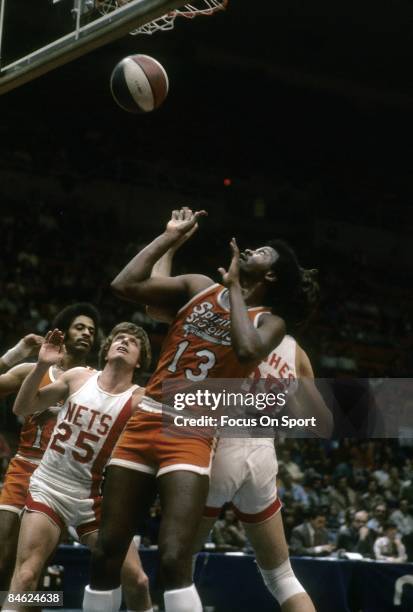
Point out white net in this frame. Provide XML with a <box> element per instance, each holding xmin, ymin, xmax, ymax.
<box><xmin>95</xmin><ymin>0</ymin><xmax>227</xmax><ymax>34</ymax></box>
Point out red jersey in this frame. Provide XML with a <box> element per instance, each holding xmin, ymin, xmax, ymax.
<box><xmin>17</xmin><ymin>366</ymin><xmax>59</xmax><ymax>462</ymax></box>
<box><xmin>145</xmin><ymin>283</ymin><xmax>271</xmax><ymax>404</ymax></box>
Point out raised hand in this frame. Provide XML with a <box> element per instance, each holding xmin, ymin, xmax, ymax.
<box><xmin>166</xmin><ymin>206</ymin><xmax>207</xmax><ymax>240</ymax></box>
<box><xmin>38</xmin><ymin>329</ymin><xmax>65</xmax><ymax>366</ymax></box>
<box><xmin>22</xmin><ymin>334</ymin><xmax>44</xmax><ymax>358</ymax></box>
<box><xmin>218</xmin><ymin>237</ymin><xmax>241</xmax><ymax>287</ymax></box>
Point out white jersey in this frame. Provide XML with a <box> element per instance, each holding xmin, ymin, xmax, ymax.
<box><xmin>33</xmin><ymin>371</ymin><xmax>137</xmax><ymax>498</ymax></box>
<box><xmin>251</xmin><ymin>333</ymin><xmax>297</xmax><ymax>390</ymax></box>
<box><xmin>206</xmin><ymin>336</ymin><xmax>298</xmax><ymax>519</ymax></box>
<box><xmin>220</xmin><ymin>335</ymin><xmax>298</xmax><ymax>446</ymax></box>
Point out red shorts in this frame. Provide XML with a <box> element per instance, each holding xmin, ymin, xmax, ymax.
<box><xmin>204</xmin><ymin>499</ymin><xmax>282</xmax><ymax>524</ymax></box>
<box><xmin>0</xmin><ymin>455</ymin><xmax>38</xmax><ymax>514</ymax></box>
<box><xmin>110</xmin><ymin>409</ymin><xmax>213</xmax><ymax>477</ymax></box>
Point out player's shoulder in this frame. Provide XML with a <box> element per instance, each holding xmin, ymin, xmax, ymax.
<box><xmin>131</xmin><ymin>385</ymin><xmax>145</xmax><ymax>412</ymax></box>
<box><xmin>183</xmin><ymin>274</ymin><xmax>215</xmax><ymax>296</ymax></box>
<box><xmin>175</xmin><ymin>276</ymin><xmax>217</xmax><ymax>313</ymax></box>
<box><xmin>63</xmin><ymin>366</ymin><xmax>96</xmax><ymax>381</ymax></box>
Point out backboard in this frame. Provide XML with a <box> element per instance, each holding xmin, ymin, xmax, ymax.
<box><xmin>0</xmin><ymin>0</ymin><xmax>184</xmax><ymax>95</ymax></box>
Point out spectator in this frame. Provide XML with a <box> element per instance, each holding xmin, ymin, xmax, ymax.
<box><xmin>279</xmin><ymin>449</ymin><xmax>304</xmax><ymax>482</ymax></box>
<box><xmin>374</xmin><ymin>522</ymin><xmax>407</xmax><ymax>563</ymax></box>
<box><xmin>211</xmin><ymin>507</ymin><xmax>248</xmax><ymax>551</ymax></box>
<box><xmin>289</xmin><ymin>511</ymin><xmax>335</xmax><ymax>557</ymax></box>
<box><xmin>373</xmin><ymin>462</ymin><xmax>390</xmax><ymax>488</ymax></box>
<box><xmin>329</xmin><ymin>476</ymin><xmax>357</xmax><ymax>517</ymax></box>
<box><xmin>278</xmin><ymin>471</ymin><xmax>309</xmax><ymax>509</ymax></box>
<box><xmin>360</xmin><ymin>479</ymin><xmax>385</xmax><ymax>512</ymax></box>
<box><xmin>400</xmin><ymin>480</ymin><xmax>413</xmax><ymax>506</ymax></box>
<box><xmin>390</xmin><ymin>499</ymin><xmax>413</xmax><ymax>537</ymax></box>
<box><xmin>382</xmin><ymin>467</ymin><xmax>403</xmax><ymax>506</ymax></box>
<box><xmin>368</xmin><ymin>503</ymin><xmax>387</xmax><ymax>534</ymax></box>
<box><xmin>336</xmin><ymin>510</ymin><xmax>376</xmax><ymax>558</ymax></box>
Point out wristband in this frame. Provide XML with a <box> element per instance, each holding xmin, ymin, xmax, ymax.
<box><xmin>2</xmin><ymin>339</ymin><xmax>32</xmax><ymax>367</ymax></box>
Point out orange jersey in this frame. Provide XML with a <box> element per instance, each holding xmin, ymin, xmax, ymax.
<box><xmin>16</xmin><ymin>366</ymin><xmax>59</xmax><ymax>461</ymax></box>
<box><xmin>145</xmin><ymin>283</ymin><xmax>271</xmax><ymax>403</ymax></box>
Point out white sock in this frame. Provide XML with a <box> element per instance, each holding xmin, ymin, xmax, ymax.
<box><xmin>164</xmin><ymin>583</ymin><xmax>202</xmax><ymax>612</ymax></box>
<box><xmin>82</xmin><ymin>584</ymin><xmax>122</xmax><ymax>611</ymax></box>
<box><xmin>259</xmin><ymin>559</ymin><xmax>305</xmax><ymax>605</ymax></box>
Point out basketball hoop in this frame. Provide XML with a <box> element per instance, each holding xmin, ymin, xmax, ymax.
<box><xmin>96</xmin><ymin>0</ymin><xmax>228</xmax><ymax>35</ymax></box>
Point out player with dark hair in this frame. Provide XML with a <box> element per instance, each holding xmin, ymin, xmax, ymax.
<box><xmin>51</xmin><ymin>302</ymin><xmax>101</xmax><ymax>354</ymax></box>
<box><xmin>0</xmin><ymin>303</ymin><xmax>100</xmax><ymax>590</ymax></box>
<box><xmin>5</xmin><ymin>324</ymin><xmax>152</xmax><ymax>612</ymax></box>
<box><xmin>83</xmin><ymin>208</ymin><xmax>316</xmax><ymax>612</ymax></box>
<box><xmin>147</xmin><ymin>217</ymin><xmax>325</xmax><ymax>611</ymax></box>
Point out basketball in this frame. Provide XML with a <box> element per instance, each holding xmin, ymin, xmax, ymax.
<box><xmin>110</xmin><ymin>54</ymin><xmax>169</xmax><ymax>113</ymax></box>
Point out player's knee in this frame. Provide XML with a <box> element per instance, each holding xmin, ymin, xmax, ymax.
<box><xmin>259</xmin><ymin>558</ymin><xmax>306</xmax><ymax>606</ymax></box>
<box><xmin>96</xmin><ymin>531</ymin><xmax>125</xmax><ymax>560</ymax></box>
<box><xmin>135</xmin><ymin>571</ymin><xmax>149</xmax><ymax>594</ymax></box>
<box><xmin>90</xmin><ymin>538</ymin><xmax>126</xmax><ymax>586</ymax></box>
<box><xmin>15</xmin><ymin>563</ymin><xmax>40</xmax><ymax>591</ymax></box>
<box><xmin>122</xmin><ymin>567</ymin><xmax>149</xmax><ymax>599</ymax></box>
<box><xmin>122</xmin><ymin>573</ymin><xmax>149</xmax><ymax>601</ymax></box>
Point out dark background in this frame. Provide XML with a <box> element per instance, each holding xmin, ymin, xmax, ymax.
<box><xmin>0</xmin><ymin>0</ymin><xmax>412</xmax><ymax>392</ymax></box>
<box><xmin>1</xmin><ymin>1</ymin><xmax>413</xmax><ymax>572</ymax></box>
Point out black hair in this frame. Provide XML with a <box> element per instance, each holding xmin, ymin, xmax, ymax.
<box><xmin>265</xmin><ymin>240</ymin><xmax>320</xmax><ymax>330</ymax></box>
<box><xmin>52</xmin><ymin>303</ymin><xmax>101</xmax><ymax>350</ymax></box>
<box><xmin>383</xmin><ymin>521</ymin><xmax>397</xmax><ymax>531</ymax></box>
<box><xmin>309</xmin><ymin>508</ymin><xmax>327</xmax><ymax>520</ymax></box>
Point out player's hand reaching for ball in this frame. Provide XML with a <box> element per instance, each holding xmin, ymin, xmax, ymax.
<box><xmin>38</xmin><ymin>329</ymin><xmax>65</xmax><ymax>366</ymax></box>
<box><xmin>218</xmin><ymin>238</ymin><xmax>241</xmax><ymax>287</ymax></box>
<box><xmin>166</xmin><ymin>207</ymin><xmax>207</xmax><ymax>242</ymax></box>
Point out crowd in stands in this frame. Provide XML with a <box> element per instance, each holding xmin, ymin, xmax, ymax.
<box><xmin>0</xmin><ymin>196</ymin><xmax>411</xmax><ymax>378</ymax></box>
<box><xmin>0</xmin><ymin>186</ymin><xmax>411</xmax><ymax>565</ymax></box>
<box><xmin>195</xmin><ymin>438</ymin><xmax>413</xmax><ymax>563</ymax></box>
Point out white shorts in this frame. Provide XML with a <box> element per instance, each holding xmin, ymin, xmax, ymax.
<box><xmin>26</xmin><ymin>472</ymin><xmax>100</xmax><ymax>539</ymax></box>
<box><xmin>205</xmin><ymin>438</ymin><xmax>281</xmax><ymax>524</ymax></box>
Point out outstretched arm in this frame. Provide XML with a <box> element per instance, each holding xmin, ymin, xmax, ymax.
<box><xmin>148</xmin><ymin>209</ymin><xmax>199</xmax><ymax>323</ymax></box>
<box><xmin>287</xmin><ymin>346</ymin><xmax>333</xmax><ymax>438</ymax></box>
<box><xmin>13</xmin><ymin>330</ymin><xmax>70</xmax><ymax>417</ymax></box>
<box><xmin>0</xmin><ymin>334</ymin><xmax>43</xmax><ymax>374</ymax></box>
<box><xmin>219</xmin><ymin>238</ymin><xmax>285</xmax><ymax>364</ymax></box>
<box><xmin>0</xmin><ymin>363</ymin><xmax>35</xmax><ymax>397</ymax></box>
<box><xmin>111</xmin><ymin>207</ymin><xmax>212</xmax><ymax>311</ymax></box>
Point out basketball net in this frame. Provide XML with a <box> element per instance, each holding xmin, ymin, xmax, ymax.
<box><xmin>96</xmin><ymin>0</ymin><xmax>228</xmax><ymax>35</ymax></box>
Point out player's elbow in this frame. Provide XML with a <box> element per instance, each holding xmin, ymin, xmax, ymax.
<box><xmin>13</xmin><ymin>401</ymin><xmax>24</xmax><ymax>416</ymax></box>
<box><xmin>237</xmin><ymin>352</ymin><xmax>255</xmax><ymax>364</ymax></box>
<box><xmin>110</xmin><ymin>276</ymin><xmax>136</xmax><ymax>300</ymax></box>
<box><xmin>110</xmin><ymin>276</ymin><xmax>127</xmax><ymax>296</ymax></box>
<box><xmin>235</xmin><ymin>345</ymin><xmax>260</xmax><ymax>364</ymax></box>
